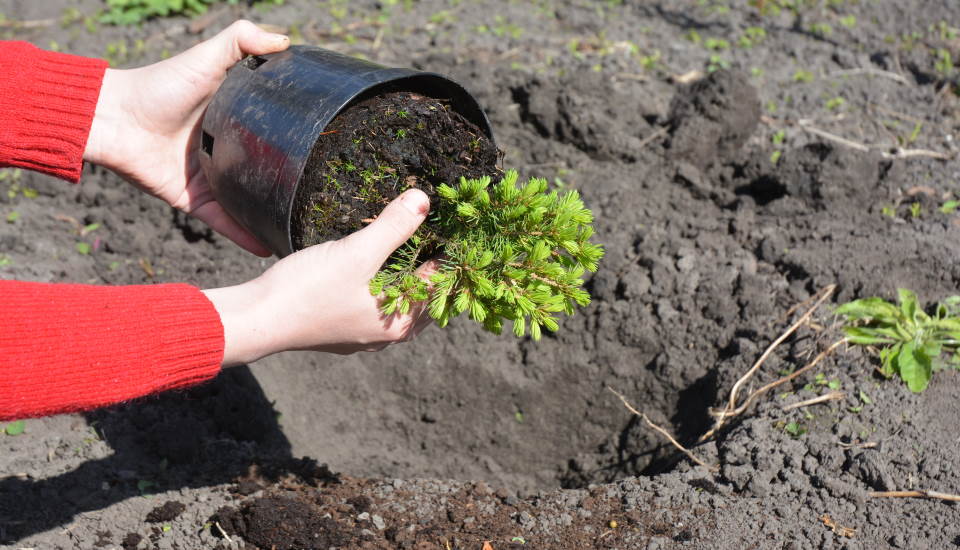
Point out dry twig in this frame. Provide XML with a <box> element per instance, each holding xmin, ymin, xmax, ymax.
<box><xmin>608</xmin><ymin>387</ymin><xmax>718</xmax><ymax>471</ymax></box>
<box><xmin>0</xmin><ymin>18</ymin><xmax>55</xmax><ymax>29</ymax></box>
<box><xmin>828</xmin><ymin>68</ymin><xmax>910</xmax><ymax>85</ymax></box>
<box><xmin>797</xmin><ymin>124</ymin><xmax>871</xmax><ymax>152</ymax></box>
<box><xmin>884</xmin><ymin>148</ymin><xmax>956</xmax><ymax>161</ymax></box>
<box><xmin>636</xmin><ymin>127</ymin><xmax>670</xmax><ymax>150</ymax></box>
<box><xmin>699</xmin><ymin>285</ymin><xmax>838</xmax><ymax>442</ymax></box>
<box><xmin>795</xmin><ymin>121</ymin><xmax>954</xmax><ymax>160</ymax></box>
<box><xmin>781</xmin><ymin>390</ymin><xmax>845</xmax><ymax>411</ymax></box>
<box><xmin>819</xmin><ymin>514</ymin><xmax>856</xmax><ymax>538</ymax></box>
<box><xmin>714</xmin><ymin>339</ymin><xmax>845</xmax><ymax>425</ymax></box>
<box><xmin>868</xmin><ymin>490</ymin><xmax>960</xmax><ymax>502</ymax></box>
<box><xmin>214</xmin><ymin>522</ymin><xmax>232</xmax><ymax>543</ymax></box>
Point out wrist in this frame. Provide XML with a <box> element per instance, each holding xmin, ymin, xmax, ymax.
<box><xmin>203</xmin><ymin>279</ymin><xmax>278</xmax><ymax>367</ymax></box>
<box><xmin>84</xmin><ymin>68</ymin><xmax>125</xmax><ymax>170</ymax></box>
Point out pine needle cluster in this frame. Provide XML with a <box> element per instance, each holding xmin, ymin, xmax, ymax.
<box><xmin>369</xmin><ymin>170</ymin><xmax>604</xmax><ymax>339</ymax></box>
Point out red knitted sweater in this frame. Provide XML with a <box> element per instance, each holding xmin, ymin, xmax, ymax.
<box><xmin>0</xmin><ymin>42</ymin><xmax>224</xmax><ymax>421</ymax></box>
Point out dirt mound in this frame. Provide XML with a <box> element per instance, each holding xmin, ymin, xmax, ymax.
<box><xmin>667</xmin><ymin>69</ymin><xmax>761</xmax><ymax>169</ymax></box>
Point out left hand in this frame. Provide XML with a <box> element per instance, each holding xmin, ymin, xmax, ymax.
<box><xmin>84</xmin><ymin>20</ymin><xmax>289</xmax><ymax>256</ymax></box>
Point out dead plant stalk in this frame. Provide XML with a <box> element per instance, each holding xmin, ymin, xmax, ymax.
<box><xmin>699</xmin><ymin>284</ymin><xmax>839</xmax><ymax>442</ymax></box>
<box><xmin>608</xmin><ymin>387</ymin><xmax>718</xmax><ymax>472</ymax></box>
<box><xmin>869</xmin><ymin>490</ymin><xmax>960</xmax><ymax>502</ymax></box>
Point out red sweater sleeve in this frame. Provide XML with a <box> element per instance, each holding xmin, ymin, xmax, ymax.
<box><xmin>0</xmin><ymin>282</ymin><xmax>224</xmax><ymax>421</ymax></box>
<box><xmin>0</xmin><ymin>44</ymin><xmax>226</xmax><ymax>420</ymax></box>
<box><xmin>0</xmin><ymin>41</ymin><xmax>107</xmax><ymax>182</ymax></box>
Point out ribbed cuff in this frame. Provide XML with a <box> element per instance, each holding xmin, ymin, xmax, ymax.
<box><xmin>0</xmin><ymin>42</ymin><xmax>107</xmax><ymax>182</ymax></box>
<box><xmin>0</xmin><ymin>282</ymin><xmax>225</xmax><ymax>420</ymax></box>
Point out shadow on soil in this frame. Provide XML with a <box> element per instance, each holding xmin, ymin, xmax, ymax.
<box><xmin>0</xmin><ymin>367</ymin><xmax>290</xmax><ymax>543</ymax></box>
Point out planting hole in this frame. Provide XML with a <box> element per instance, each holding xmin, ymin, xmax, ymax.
<box><xmin>244</xmin><ymin>55</ymin><xmax>268</xmax><ymax>71</ymax></box>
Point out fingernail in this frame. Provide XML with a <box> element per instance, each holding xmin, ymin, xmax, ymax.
<box><xmin>399</xmin><ymin>190</ymin><xmax>430</xmax><ymax>217</ymax></box>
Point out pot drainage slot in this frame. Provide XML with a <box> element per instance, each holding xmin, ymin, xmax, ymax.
<box><xmin>201</xmin><ymin>130</ymin><xmax>214</xmax><ymax>156</ymax></box>
<box><xmin>244</xmin><ymin>55</ymin><xmax>268</xmax><ymax>71</ymax></box>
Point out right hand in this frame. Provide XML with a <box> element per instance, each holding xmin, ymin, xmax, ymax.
<box><xmin>203</xmin><ymin>189</ymin><xmax>437</xmax><ymax>365</ymax></box>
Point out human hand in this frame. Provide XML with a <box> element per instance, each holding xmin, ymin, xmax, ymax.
<box><xmin>203</xmin><ymin>189</ymin><xmax>436</xmax><ymax>364</ymax></box>
<box><xmin>84</xmin><ymin>20</ymin><xmax>289</xmax><ymax>256</ymax></box>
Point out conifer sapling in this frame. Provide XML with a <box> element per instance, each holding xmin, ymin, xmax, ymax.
<box><xmin>369</xmin><ymin>170</ymin><xmax>604</xmax><ymax>339</ymax></box>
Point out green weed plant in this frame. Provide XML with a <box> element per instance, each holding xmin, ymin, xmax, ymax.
<box><xmin>370</xmin><ymin>170</ymin><xmax>603</xmax><ymax>340</ymax></box>
<box><xmin>838</xmin><ymin>289</ymin><xmax>960</xmax><ymax>392</ymax></box>
<box><xmin>99</xmin><ymin>0</ymin><xmax>282</xmax><ymax>25</ymax></box>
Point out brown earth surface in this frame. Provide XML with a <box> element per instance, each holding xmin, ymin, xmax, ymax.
<box><xmin>2</xmin><ymin>1</ymin><xmax>960</xmax><ymax>549</ymax></box>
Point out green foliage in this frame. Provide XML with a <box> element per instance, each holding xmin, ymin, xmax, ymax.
<box><xmin>99</xmin><ymin>0</ymin><xmax>214</xmax><ymax>25</ymax></box>
<box><xmin>784</xmin><ymin>421</ymin><xmax>806</xmax><ymax>438</ymax></box>
<box><xmin>707</xmin><ymin>55</ymin><xmax>730</xmax><ymax>73</ymax></box>
<box><xmin>370</xmin><ymin>170</ymin><xmax>604</xmax><ymax>340</ymax></box>
<box><xmin>934</xmin><ymin>48</ymin><xmax>954</xmax><ymax>78</ymax></box>
<box><xmin>808</xmin><ymin>22</ymin><xmax>832</xmax><ymax>36</ymax></box>
<box><xmin>793</xmin><ymin>69</ymin><xmax>815</xmax><ymax>83</ymax></box>
<box><xmin>99</xmin><ymin>0</ymin><xmax>282</xmax><ymax>25</ymax></box>
<box><xmin>738</xmin><ymin>26</ymin><xmax>767</xmax><ymax>48</ymax></box>
<box><xmin>4</xmin><ymin>420</ymin><xmax>25</xmax><ymax>436</ymax></box>
<box><xmin>837</xmin><ymin>289</ymin><xmax>960</xmax><ymax>392</ymax></box>
<box><xmin>824</xmin><ymin>96</ymin><xmax>845</xmax><ymax>111</ymax></box>
<box><xmin>909</xmin><ymin>202</ymin><xmax>922</xmax><ymax>219</ymax></box>
<box><xmin>704</xmin><ymin>37</ymin><xmax>730</xmax><ymax>51</ymax></box>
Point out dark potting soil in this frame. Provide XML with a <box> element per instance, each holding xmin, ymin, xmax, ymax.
<box><xmin>144</xmin><ymin>500</ymin><xmax>186</xmax><ymax>523</ymax></box>
<box><xmin>290</xmin><ymin>90</ymin><xmax>500</xmax><ymax>250</ymax></box>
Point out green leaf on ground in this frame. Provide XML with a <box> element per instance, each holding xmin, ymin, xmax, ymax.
<box><xmin>839</xmin><ymin>289</ymin><xmax>960</xmax><ymax>392</ymax></box>
<box><xmin>4</xmin><ymin>420</ymin><xmax>25</xmax><ymax>436</ymax></box>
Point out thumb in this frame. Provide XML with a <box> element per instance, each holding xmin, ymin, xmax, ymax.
<box><xmin>229</xmin><ymin>20</ymin><xmax>290</xmax><ymax>58</ymax></box>
<box><xmin>340</xmin><ymin>189</ymin><xmax>430</xmax><ymax>268</ymax></box>
<box><xmin>187</xmin><ymin>20</ymin><xmax>289</xmax><ymax>73</ymax></box>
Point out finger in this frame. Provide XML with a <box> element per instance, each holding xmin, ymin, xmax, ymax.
<box><xmin>415</xmin><ymin>258</ymin><xmax>442</xmax><ymax>281</ymax></box>
<box><xmin>231</xmin><ymin>20</ymin><xmax>290</xmax><ymax>58</ymax></box>
<box><xmin>181</xmin><ymin>20</ymin><xmax>289</xmax><ymax>75</ymax></box>
<box><xmin>339</xmin><ymin>189</ymin><xmax>430</xmax><ymax>267</ymax></box>
<box><xmin>190</xmin><ymin>200</ymin><xmax>273</xmax><ymax>257</ymax></box>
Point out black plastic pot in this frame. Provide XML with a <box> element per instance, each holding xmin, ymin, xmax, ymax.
<box><xmin>199</xmin><ymin>45</ymin><xmax>494</xmax><ymax>257</ymax></box>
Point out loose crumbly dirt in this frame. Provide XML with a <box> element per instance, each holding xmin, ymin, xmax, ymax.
<box><xmin>2</xmin><ymin>1</ymin><xmax>960</xmax><ymax>549</ymax></box>
<box><xmin>291</xmin><ymin>90</ymin><xmax>499</xmax><ymax>249</ymax></box>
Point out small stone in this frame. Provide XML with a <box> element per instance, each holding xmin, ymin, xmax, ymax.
<box><xmin>372</xmin><ymin>514</ymin><xmax>386</xmax><ymax>530</ymax></box>
<box><xmin>357</xmin><ymin>512</ymin><xmax>371</xmax><ymax>522</ymax></box>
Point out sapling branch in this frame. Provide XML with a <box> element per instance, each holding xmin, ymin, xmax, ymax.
<box><xmin>370</xmin><ymin>170</ymin><xmax>603</xmax><ymax>339</ymax></box>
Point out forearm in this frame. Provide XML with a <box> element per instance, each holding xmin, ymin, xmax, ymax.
<box><xmin>0</xmin><ymin>41</ymin><xmax>107</xmax><ymax>182</ymax></box>
<box><xmin>0</xmin><ymin>281</ymin><xmax>223</xmax><ymax>420</ymax></box>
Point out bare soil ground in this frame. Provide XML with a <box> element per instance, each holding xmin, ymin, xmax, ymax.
<box><xmin>1</xmin><ymin>1</ymin><xmax>960</xmax><ymax>549</ymax></box>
